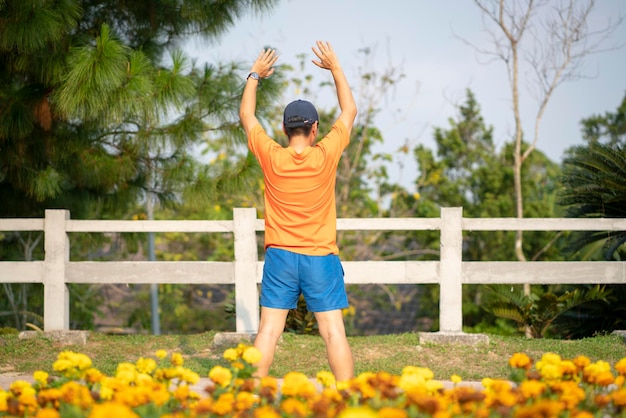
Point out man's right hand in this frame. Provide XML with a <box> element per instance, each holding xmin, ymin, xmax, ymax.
<box><xmin>250</xmin><ymin>48</ymin><xmax>279</xmax><ymax>79</ymax></box>
<box><xmin>311</xmin><ymin>41</ymin><xmax>357</xmax><ymax>134</ymax></box>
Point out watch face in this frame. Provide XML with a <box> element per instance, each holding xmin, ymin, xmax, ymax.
<box><xmin>248</xmin><ymin>72</ymin><xmax>259</xmax><ymax>80</ymax></box>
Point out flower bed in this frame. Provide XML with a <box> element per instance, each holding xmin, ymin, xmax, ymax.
<box><xmin>1</xmin><ymin>344</ymin><xmax>625</xmax><ymax>417</ymax></box>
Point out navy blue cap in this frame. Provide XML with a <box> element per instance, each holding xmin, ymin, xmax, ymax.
<box><xmin>283</xmin><ymin>100</ymin><xmax>319</xmax><ymax>128</ymax></box>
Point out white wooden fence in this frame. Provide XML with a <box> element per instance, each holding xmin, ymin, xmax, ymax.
<box><xmin>0</xmin><ymin>207</ymin><xmax>625</xmax><ymax>334</ymax></box>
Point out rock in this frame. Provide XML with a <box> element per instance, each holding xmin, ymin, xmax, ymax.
<box><xmin>18</xmin><ymin>330</ymin><xmax>89</xmax><ymax>346</ymax></box>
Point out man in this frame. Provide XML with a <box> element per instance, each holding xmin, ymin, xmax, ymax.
<box><xmin>239</xmin><ymin>41</ymin><xmax>357</xmax><ymax>381</ymax></box>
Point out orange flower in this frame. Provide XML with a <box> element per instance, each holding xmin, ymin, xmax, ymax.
<box><xmin>509</xmin><ymin>353</ymin><xmax>532</xmax><ymax>369</ymax></box>
<box><xmin>518</xmin><ymin>380</ymin><xmax>546</xmax><ymax>399</ymax></box>
<box><xmin>235</xmin><ymin>391</ymin><xmax>258</xmax><ymax>411</ymax></box>
<box><xmin>514</xmin><ymin>399</ymin><xmax>563</xmax><ymax>418</ymax></box>
<box><xmin>254</xmin><ymin>405</ymin><xmax>281</xmax><ymax>418</ymax></box>
<box><xmin>595</xmin><ymin>371</ymin><xmax>615</xmax><ymax>386</ymax></box>
<box><xmin>573</xmin><ymin>355</ymin><xmax>591</xmax><ymax>370</ymax></box>
<box><xmin>34</xmin><ymin>408</ymin><xmax>60</xmax><ymax>418</ymax></box>
<box><xmin>88</xmin><ymin>402</ymin><xmax>139</xmax><ymax>418</ymax></box>
<box><xmin>281</xmin><ymin>397</ymin><xmax>309</xmax><ymax>417</ymax></box>
<box><xmin>211</xmin><ymin>393</ymin><xmax>235</xmax><ymax>415</ymax></box>
<box><xmin>615</xmin><ymin>358</ymin><xmax>626</xmax><ymax>376</ymax></box>
<box><xmin>612</xmin><ymin>388</ymin><xmax>626</xmax><ymax>407</ymax></box>
<box><xmin>378</xmin><ymin>406</ymin><xmax>408</xmax><ymax>418</ymax></box>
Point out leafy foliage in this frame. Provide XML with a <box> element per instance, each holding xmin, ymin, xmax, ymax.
<box><xmin>559</xmin><ymin>140</ymin><xmax>626</xmax><ymax>261</ymax></box>
<box><xmin>481</xmin><ymin>284</ymin><xmax>610</xmax><ymax>338</ymax></box>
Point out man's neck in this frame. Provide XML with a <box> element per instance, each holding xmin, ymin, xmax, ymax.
<box><xmin>289</xmin><ymin>135</ymin><xmax>314</xmax><ymax>154</ymax></box>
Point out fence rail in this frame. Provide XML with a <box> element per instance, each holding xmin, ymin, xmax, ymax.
<box><xmin>1</xmin><ymin>208</ymin><xmax>625</xmax><ymax>334</ymax></box>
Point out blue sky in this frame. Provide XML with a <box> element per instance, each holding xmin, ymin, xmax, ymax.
<box><xmin>186</xmin><ymin>0</ymin><xmax>625</xmax><ymax>190</ymax></box>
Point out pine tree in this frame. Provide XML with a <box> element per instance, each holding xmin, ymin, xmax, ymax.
<box><xmin>0</xmin><ymin>0</ymin><xmax>281</xmax><ymax>331</ymax></box>
<box><xmin>0</xmin><ymin>0</ymin><xmax>281</xmax><ymax>219</ymax></box>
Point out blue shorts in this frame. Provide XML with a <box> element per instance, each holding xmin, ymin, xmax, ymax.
<box><xmin>260</xmin><ymin>247</ymin><xmax>348</xmax><ymax>312</ymax></box>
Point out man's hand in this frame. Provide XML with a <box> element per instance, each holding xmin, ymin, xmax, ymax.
<box><xmin>241</xmin><ymin>48</ymin><xmax>278</xmax><ymax>135</ymax></box>
<box><xmin>311</xmin><ymin>41</ymin><xmax>357</xmax><ymax>134</ymax></box>
<box><xmin>250</xmin><ymin>48</ymin><xmax>278</xmax><ymax>79</ymax></box>
<box><xmin>311</xmin><ymin>41</ymin><xmax>341</xmax><ymax>71</ymax></box>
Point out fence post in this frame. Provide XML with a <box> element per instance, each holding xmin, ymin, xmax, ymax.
<box><xmin>43</xmin><ymin>209</ymin><xmax>70</xmax><ymax>331</ymax></box>
<box><xmin>439</xmin><ymin>207</ymin><xmax>463</xmax><ymax>333</ymax></box>
<box><xmin>233</xmin><ymin>208</ymin><xmax>259</xmax><ymax>333</ymax></box>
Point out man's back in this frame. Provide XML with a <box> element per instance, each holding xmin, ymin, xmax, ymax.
<box><xmin>247</xmin><ymin>121</ymin><xmax>350</xmax><ymax>255</ymax></box>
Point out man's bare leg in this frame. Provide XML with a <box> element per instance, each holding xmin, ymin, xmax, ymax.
<box><xmin>253</xmin><ymin>307</ymin><xmax>289</xmax><ymax>377</ymax></box>
<box><xmin>314</xmin><ymin>309</ymin><xmax>353</xmax><ymax>381</ymax></box>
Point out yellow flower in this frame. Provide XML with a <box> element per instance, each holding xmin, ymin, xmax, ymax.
<box><xmin>208</xmin><ymin>366</ymin><xmax>232</xmax><ymax>387</ymax></box>
<box><xmin>336</xmin><ymin>379</ymin><xmax>350</xmax><ymax>391</ymax></box>
<box><xmin>180</xmin><ymin>368</ymin><xmax>200</xmax><ymax>385</ymax></box>
<box><xmin>425</xmin><ymin>379</ymin><xmax>444</xmax><ymax>393</ymax></box>
<box><xmin>342</xmin><ymin>305</ymin><xmax>356</xmax><ymax>317</ymax></box>
<box><xmin>171</xmin><ymin>352</ymin><xmax>184</xmax><ymax>367</ymax></box>
<box><xmin>33</xmin><ymin>371</ymin><xmax>49</xmax><ymax>385</ymax></box>
<box><xmin>235</xmin><ymin>391</ymin><xmax>258</xmax><ymax>411</ymax></box>
<box><xmin>316</xmin><ymin>371</ymin><xmax>336</xmax><ymax>388</ymax></box>
<box><xmin>379</xmin><ymin>407</ymin><xmax>408</xmax><ymax>418</ymax></box>
<box><xmin>155</xmin><ymin>350</ymin><xmax>167</xmax><ymax>360</ymax></box>
<box><xmin>281</xmin><ymin>371</ymin><xmax>317</xmax><ymax>398</ymax></box>
<box><xmin>115</xmin><ymin>362</ymin><xmax>137</xmax><ymax>385</ymax></box>
<box><xmin>52</xmin><ymin>359</ymin><xmax>72</xmax><ymax>373</ymax></box>
<box><xmin>450</xmin><ymin>374</ymin><xmax>462</xmax><ymax>384</ymax></box>
<box><xmin>223</xmin><ymin>348</ymin><xmax>239</xmax><ymax>362</ymax></box>
<box><xmin>540</xmin><ymin>363</ymin><xmax>563</xmax><ymax>381</ymax></box>
<box><xmin>10</xmin><ymin>379</ymin><xmax>33</xmax><ymax>395</ymax></box>
<box><xmin>536</xmin><ymin>352</ymin><xmax>562</xmax><ymax>370</ymax></box>
<box><xmin>57</xmin><ymin>351</ymin><xmax>92</xmax><ymax>370</ymax></box>
<box><xmin>0</xmin><ymin>390</ymin><xmax>7</xmax><ymax>412</ymax></box>
<box><xmin>135</xmin><ymin>357</ymin><xmax>157</xmax><ymax>374</ymax></box>
<box><xmin>402</xmin><ymin>366</ymin><xmax>434</xmax><ymax>381</ymax></box>
<box><xmin>338</xmin><ymin>406</ymin><xmax>378</xmax><ymax>418</ymax></box>
<box><xmin>99</xmin><ymin>385</ymin><xmax>114</xmax><ymax>401</ymax></box>
<box><xmin>242</xmin><ymin>347</ymin><xmax>262</xmax><ymax>365</ymax></box>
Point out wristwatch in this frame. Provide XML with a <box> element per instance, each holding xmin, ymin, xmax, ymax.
<box><xmin>247</xmin><ymin>72</ymin><xmax>260</xmax><ymax>81</ymax></box>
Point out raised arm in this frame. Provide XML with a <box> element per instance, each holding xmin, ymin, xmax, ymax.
<box><xmin>311</xmin><ymin>41</ymin><xmax>357</xmax><ymax>133</ymax></box>
<box><xmin>239</xmin><ymin>48</ymin><xmax>279</xmax><ymax>136</ymax></box>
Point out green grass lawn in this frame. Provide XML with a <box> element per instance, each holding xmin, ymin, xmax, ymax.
<box><xmin>1</xmin><ymin>331</ymin><xmax>624</xmax><ymax>381</ymax></box>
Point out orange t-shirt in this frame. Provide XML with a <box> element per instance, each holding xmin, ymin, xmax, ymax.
<box><xmin>248</xmin><ymin>121</ymin><xmax>349</xmax><ymax>255</ymax></box>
